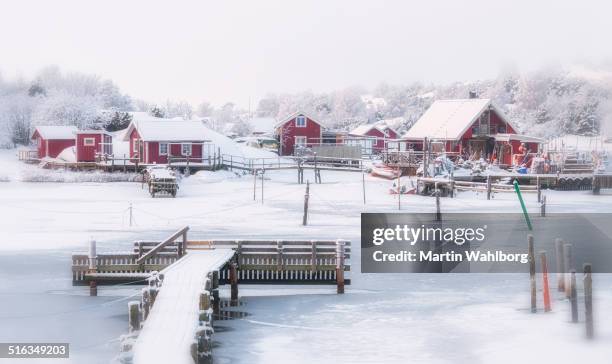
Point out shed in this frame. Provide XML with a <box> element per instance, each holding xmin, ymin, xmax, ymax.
<box><xmin>349</xmin><ymin>123</ymin><xmax>399</xmax><ymax>153</ymax></box>
<box><xmin>76</xmin><ymin>131</ymin><xmax>113</xmax><ymax>162</ymax></box>
<box><xmin>31</xmin><ymin>125</ymin><xmax>77</xmax><ymax>159</ymax></box>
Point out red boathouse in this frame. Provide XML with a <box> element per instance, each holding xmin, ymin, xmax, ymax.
<box><xmin>76</xmin><ymin>131</ymin><xmax>113</xmax><ymax>162</ymax></box>
<box><xmin>31</xmin><ymin>125</ymin><xmax>77</xmax><ymax>159</ymax></box>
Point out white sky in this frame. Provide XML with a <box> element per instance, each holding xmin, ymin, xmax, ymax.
<box><xmin>1</xmin><ymin>0</ymin><xmax>611</xmax><ymax>107</ymax></box>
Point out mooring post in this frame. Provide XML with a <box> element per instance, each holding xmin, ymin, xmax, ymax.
<box><xmin>303</xmin><ymin>180</ymin><xmax>310</xmax><ymax>226</ymax></box>
<box><xmin>195</xmin><ymin>326</ymin><xmax>213</xmax><ymax>364</ymax></box>
<box><xmin>540</xmin><ymin>251</ymin><xmax>551</xmax><ymax>312</ymax></box>
<box><xmin>336</xmin><ymin>239</ymin><xmax>345</xmax><ymax>294</ymax></box>
<box><xmin>435</xmin><ymin>190</ymin><xmax>441</xmax><ymax>221</ymax></box>
<box><xmin>570</xmin><ymin>269</ymin><xmax>578</xmax><ymax>323</ymax></box>
<box><xmin>537</xmin><ymin>176</ymin><xmax>541</xmax><ymax>203</ymax></box>
<box><xmin>199</xmin><ymin>291</ymin><xmax>211</xmax><ymax>311</ymax></box>
<box><xmin>540</xmin><ymin>194</ymin><xmax>546</xmax><ymax>217</ymax></box>
<box><xmin>230</xmin><ymin>262</ymin><xmax>239</xmax><ymax>306</ymax></box>
<box><xmin>362</xmin><ymin>169</ymin><xmax>366</xmax><ymax>205</ymax></box>
<box><xmin>397</xmin><ymin>168</ymin><xmax>401</xmax><ymax>210</ymax></box>
<box><xmin>555</xmin><ymin>239</ymin><xmax>565</xmax><ymax>292</ymax></box>
<box><xmin>564</xmin><ymin>243</ymin><xmax>573</xmax><ymax>299</ymax></box>
<box><xmin>128</xmin><ymin>301</ymin><xmax>141</xmax><ymax>333</ymax></box>
<box><xmin>486</xmin><ymin>175</ymin><xmax>492</xmax><ymax>200</ymax></box>
<box><xmin>88</xmin><ymin>239</ymin><xmax>97</xmax><ymax>296</ymax></box>
<box><xmin>528</xmin><ymin>235</ymin><xmax>536</xmax><ymax>313</ymax></box>
<box><xmin>514</xmin><ymin>179</ymin><xmax>532</xmax><ymax>230</ymax></box>
<box><xmin>141</xmin><ymin>288</ymin><xmax>150</xmax><ymax>320</ymax></box>
<box><xmin>584</xmin><ymin>263</ymin><xmax>594</xmax><ymax>338</ymax></box>
<box><xmin>253</xmin><ymin>169</ymin><xmax>257</xmax><ymax>201</ymax></box>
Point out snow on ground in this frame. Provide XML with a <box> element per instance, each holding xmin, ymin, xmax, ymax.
<box><xmin>1</xmin><ymin>150</ymin><xmax>612</xmax><ymax>363</ymax></box>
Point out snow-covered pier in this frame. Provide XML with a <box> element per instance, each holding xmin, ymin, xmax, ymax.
<box><xmin>131</xmin><ymin>249</ymin><xmax>236</xmax><ymax>364</ymax></box>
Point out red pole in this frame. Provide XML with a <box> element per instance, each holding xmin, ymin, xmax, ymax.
<box><xmin>540</xmin><ymin>251</ymin><xmax>552</xmax><ymax>312</ymax></box>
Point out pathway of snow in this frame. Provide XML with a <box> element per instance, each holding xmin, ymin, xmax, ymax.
<box><xmin>132</xmin><ymin>249</ymin><xmax>235</xmax><ymax>364</ymax></box>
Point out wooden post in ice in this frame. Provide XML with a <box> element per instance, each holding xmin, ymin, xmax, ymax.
<box><xmin>211</xmin><ymin>271</ymin><xmax>220</xmax><ymax>317</ymax></box>
<box><xmin>435</xmin><ymin>190</ymin><xmax>441</xmax><ymax>222</ymax></box>
<box><xmin>336</xmin><ymin>239</ymin><xmax>345</xmax><ymax>294</ymax></box>
<box><xmin>540</xmin><ymin>194</ymin><xmax>546</xmax><ymax>217</ymax></box>
<box><xmin>397</xmin><ymin>168</ymin><xmax>401</xmax><ymax>210</ymax></box>
<box><xmin>88</xmin><ymin>239</ymin><xmax>97</xmax><ymax>296</ymax></box>
<box><xmin>194</xmin><ymin>326</ymin><xmax>213</xmax><ymax>364</ymax></box>
<box><xmin>564</xmin><ymin>243</ymin><xmax>573</xmax><ymax>299</ymax></box>
<box><xmin>528</xmin><ymin>235</ymin><xmax>536</xmax><ymax>313</ymax></box>
<box><xmin>486</xmin><ymin>175</ymin><xmax>492</xmax><ymax>200</ymax></box>
<box><xmin>584</xmin><ymin>263</ymin><xmax>594</xmax><ymax>338</ymax></box>
<box><xmin>555</xmin><ymin>239</ymin><xmax>565</xmax><ymax>292</ymax></box>
<box><xmin>362</xmin><ymin>169</ymin><xmax>366</xmax><ymax>205</ymax></box>
<box><xmin>230</xmin><ymin>262</ymin><xmax>239</xmax><ymax>306</ymax></box>
<box><xmin>128</xmin><ymin>301</ymin><xmax>140</xmax><ymax>332</ymax></box>
<box><xmin>253</xmin><ymin>170</ymin><xmax>257</xmax><ymax>201</ymax></box>
<box><xmin>540</xmin><ymin>251</ymin><xmax>551</xmax><ymax>312</ymax></box>
<box><xmin>537</xmin><ymin>176</ymin><xmax>541</xmax><ymax>203</ymax></box>
<box><xmin>303</xmin><ymin>180</ymin><xmax>310</xmax><ymax>226</ymax></box>
<box><xmin>570</xmin><ymin>270</ymin><xmax>578</xmax><ymax>323</ymax></box>
<box><xmin>141</xmin><ymin>288</ymin><xmax>150</xmax><ymax>320</ymax></box>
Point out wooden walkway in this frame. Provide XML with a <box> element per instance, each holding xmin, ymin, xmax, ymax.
<box><xmin>132</xmin><ymin>249</ymin><xmax>236</xmax><ymax>364</ymax></box>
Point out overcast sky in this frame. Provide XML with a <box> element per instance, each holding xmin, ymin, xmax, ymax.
<box><xmin>1</xmin><ymin>0</ymin><xmax>611</xmax><ymax>107</ymax></box>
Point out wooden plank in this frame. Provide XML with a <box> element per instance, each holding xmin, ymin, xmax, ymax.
<box><xmin>136</xmin><ymin>226</ymin><xmax>189</xmax><ymax>264</ymax></box>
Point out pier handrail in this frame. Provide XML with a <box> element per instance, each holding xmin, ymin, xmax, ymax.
<box><xmin>136</xmin><ymin>226</ymin><xmax>189</xmax><ymax>264</ymax></box>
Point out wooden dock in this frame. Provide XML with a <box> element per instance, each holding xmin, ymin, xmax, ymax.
<box><xmin>73</xmin><ymin>226</ymin><xmax>350</xmax><ymax>363</ymax></box>
<box><xmin>131</xmin><ymin>249</ymin><xmax>236</xmax><ymax>364</ymax></box>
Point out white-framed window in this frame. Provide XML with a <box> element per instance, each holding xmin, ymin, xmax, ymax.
<box><xmin>182</xmin><ymin>143</ymin><xmax>192</xmax><ymax>156</ymax></box>
<box><xmin>295</xmin><ymin>115</ymin><xmax>307</xmax><ymax>127</ymax></box>
<box><xmin>159</xmin><ymin>142</ymin><xmax>168</xmax><ymax>155</ymax></box>
<box><xmin>295</xmin><ymin>136</ymin><xmax>307</xmax><ymax>147</ymax></box>
<box><xmin>83</xmin><ymin>137</ymin><xmax>95</xmax><ymax>146</ymax></box>
<box><xmin>133</xmin><ymin>139</ymin><xmax>139</xmax><ymax>153</ymax></box>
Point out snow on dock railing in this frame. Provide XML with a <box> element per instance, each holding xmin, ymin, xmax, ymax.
<box><xmin>72</xmin><ymin>237</ymin><xmax>351</xmax><ymax>287</ymax></box>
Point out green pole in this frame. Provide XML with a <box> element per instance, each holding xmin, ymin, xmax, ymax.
<box><xmin>513</xmin><ymin>179</ymin><xmax>533</xmax><ymax>231</ymax></box>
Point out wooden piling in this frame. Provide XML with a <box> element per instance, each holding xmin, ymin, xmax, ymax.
<box><xmin>570</xmin><ymin>270</ymin><xmax>578</xmax><ymax>323</ymax></box>
<box><xmin>555</xmin><ymin>239</ymin><xmax>565</xmax><ymax>292</ymax></box>
<box><xmin>540</xmin><ymin>251</ymin><xmax>551</xmax><ymax>312</ymax></box>
<box><xmin>128</xmin><ymin>301</ymin><xmax>141</xmax><ymax>332</ymax></box>
<box><xmin>230</xmin><ymin>262</ymin><xmax>239</xmax><ymax>305</ymax></box>
<box><xmin>89</xmin><ymin>280</ymin><xmax>97</xmax><ymax>296</ymax></box>
<box><xmin>487</xmin><ymin>175</ymin><xmax>492</xmax><ymax>200</ymax></box>
<box><xmin>564</xmin><ymin>243</ymin><xmax>573</xmax><ymax>299</ymax></box>
<box><xmin>336</xmin><ymin>240</ymin><xmax>345</xmax><ymax>294</ymax></box>
<box><xmin>303</xmin><ymin>180</ymin><xmax>310</xmax><ymax>226</ymax></box>
<box><xmin>211</xmin><ymin>271</ymin><xmax>220</xmax><ymax>316</ymax></box>
<box><xmin>141</xmin><ymin>288</ymin><xmax>150</xmax><ymax>320</ymax></box>
<box><xmin>435</xmin><ymin>190</ymin><xmax>441</xmax><ymax>221</ymax></box>
<box><xmin>199</xmin><ymin>291</ymin><xmax>211</xmax><ymax>311</ymax></box>
<box><xmin>540</xmin><ymin>194</ymin><xmax>546</xmax><ymax>217</ymax></box>
<box><xmin>528</xmin><ymin>235</ymin><xmax>536</xmax><ymax>313</ymax></box>
<box><xmin>584</xmin><ymin>263</ymin><xmax>594</xmax><ymax>338</ymax></box>
<box><xmin>537</xmin><ymin>176</ymin><xmax>541</xmax><ymax>203</ymax></box>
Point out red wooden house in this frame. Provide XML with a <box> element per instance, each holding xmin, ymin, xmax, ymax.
<box><xmin>349</xmin><ymin>123</ymin><xmax>399</xmax><ymax>153</ymax></box>
<box><xmin>31</xmin><ymin>125</ymin><xmax>77</xmax><ymax>158</ymax></box>
<box><xmin>275</xmin><ymin>112</ymin><xmax>323</xmax><ymax>156</ymax></box>
<box><xmin>75</xmin><ymin>131</ymin><xmax>113</xmax><ymax>162</ymax></box>
<box><xmin>122</xmin><ymin>119</ymin><xmax>211</xmax><ymax>164</ymax></box>
<box><xmin>402</xmin><ymin>98</ymin><xmax>543</xmax><ymax>166</ymax></box>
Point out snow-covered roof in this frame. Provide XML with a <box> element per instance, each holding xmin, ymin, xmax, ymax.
<box><xmin>349</xmin><ymin>124</ymin><xmax>378</xmax><ymax>136</ymax></box>
<box><xmin>247</xmin><ymin>117</ymin><xmax>277</xmax><ymax>135</ymax></box>
<box><xmin>32</xmin><ymin>125</ymin><xmax>78</xmax><ymax>140</ymax></box>
<box><xmin>123</xmin><ymin>119</ymin><xmax>211</xmax><ymax>142</ymax></box>
<box><xmin>275</xmin><ymin>111</ymin><xmax>322</xmax><ymax>129</ymax></box>
<box><xmin>122</xmin><ymin>118</ymin><xmax>246</xmax><ymax>156</ymax></box>
<box><xmin>403</xmin><ymin>99</ymin><xmax>518</xmax><ymax>140</ymax></box>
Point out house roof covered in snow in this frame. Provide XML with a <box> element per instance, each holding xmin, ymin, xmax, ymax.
<box><xmin>247</xmin><ymin>117</ymin><xmax>277</xmax><ymax>135</ymax></box>
<box><xmin>122</xmin><ymin>118</ymin><xmax>248</xmax><ymax>156</ymax></box>
<box><xmin>403</xmin><ymin>99</ymin><xmax>518</xmax><ymax>141</ymax></box>
<box><xmin>32</xmin><ymin>125</ymin><xmax>78</xmax><ymax>140</ymax></box>
<box><xmin>274</xmin><ymin>111</ymin><xmax>323</xmax><ymax>129</ymax></box>
<box><xmin>349</xmin><ymin>123</ymin><xmax>399</xmax><ymax>137</ymax></box>
<box><xmin>123</xmin><ymin>119</ymin><xmax>212</xmax><ymax>142</ymax></box>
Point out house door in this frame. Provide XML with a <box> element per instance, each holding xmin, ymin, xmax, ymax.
<box><xmin>139</xmin><ymin>141</ymin><xmax>145</xmax><ymax>163</ymax></box>
<box><xmin>81</xmin><ymin>137</ymin><xmax>97</xmax><ymax>162</ymax></box>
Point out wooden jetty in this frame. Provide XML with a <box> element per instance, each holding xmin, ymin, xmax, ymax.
<box><xmin>593</xmin><ymin>173</ymin><xmax>612</xmax><ymax>194</ymax></box>
<box><xmin>73</xmin><ymin>226</ymin><xmax>350</xmax><ymax>363</ymax></box>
